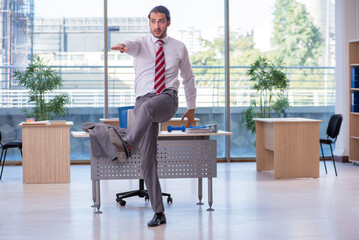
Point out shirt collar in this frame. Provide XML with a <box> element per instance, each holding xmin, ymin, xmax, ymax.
<box><xmin>150</xmin><ymin>34</ymin><xmax>168</xmax><ymax>45</ymax></box>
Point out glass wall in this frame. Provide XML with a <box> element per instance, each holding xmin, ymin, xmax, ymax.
<box><xmin>107</xmin><ymin>2</ymin><xmax>150</xmax><ymax>116</ymax></box>
<box><xmin>1</xmin><ymin>0</ymin><xmax>34</xmax><ymax>160</ymax></box>
<box><xmin>108</xmin><ymin>0</ymin><xmax>226</xmax><ymax>157</ymax></box>
<box><xmin>229</xmin><ymin>0</ymin><xmax>336</xmax><ymax>158</ymax></box>
<box><xmin>0</xmin><ymin>0</ymin><xmax>336</xmax><ymax>161</ymax></box>
<box><xmin>0</xmin><ymin>0</ymin><xmax>104</xmax><ymax>160</ymax></box>
<box><xmin>34</xmin><ymin>0</ymin><xmax>104</xmax><ymax>160</ymax></box>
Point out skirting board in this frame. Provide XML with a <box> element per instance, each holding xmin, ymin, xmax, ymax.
<box><xmin>334</xmin><ymin>155</ymin><xmax>349</xmax><ymax>163</ymax></box>
<box><xmin>5</xmin><ymin>157</ymin><xmax>347</xmax><ymax>166</ymax></box>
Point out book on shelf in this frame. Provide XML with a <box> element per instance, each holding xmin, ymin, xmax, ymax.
<box><xmin>352</xmin><ymin>92</ymin><xmax>359</xmax><ymax>112</ymax></box>
<box><xmin>351</xmin><ymin>66</ymin><xmax>359</xmax><ymax>88</ymax></box>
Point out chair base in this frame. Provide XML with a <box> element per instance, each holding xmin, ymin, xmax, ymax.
<box><xmin>115</xmin><ymin>179</ymin><xmax>172</xmax><ymax>206</ymax></box>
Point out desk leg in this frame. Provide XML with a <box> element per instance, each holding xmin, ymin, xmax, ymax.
<box><xmin>91</xmin><ymin>180</ymin><xmax>96</xmax><ymax>207</ymax></box>
<box><xmin>197</xmin><ymin>178</ymin><xmax>204</xmax><ymax>205</ymax></box>
<box><xmin>94</xmin><ymin>180</ymin><xmax>102</xmax><ymax>214</ymax></box>
<box><xmin>207</xmin><ymin>177</ymin><xmax>214</xmax><ymax>211</ymax></box>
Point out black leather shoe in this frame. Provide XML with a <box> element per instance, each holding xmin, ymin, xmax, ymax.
<box><xmin>147</xmin><ymin>213</ymin><xmax>166</xmax><ymax>227</ymax></box>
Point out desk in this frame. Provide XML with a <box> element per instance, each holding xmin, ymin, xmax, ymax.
<box><xmin>72</xmin><ymin>130</ymin><xmax>232</xmax><ymax>213</ymax></box>
<box><xmin>19</xmin><ymin>121</ymin><xmax>73</xmax><ymax>183</ymax></box>
<box><xmin>100</xmin><ymin>117</ymin><xmax>200</xmax><ymax>130</ymax></box>
<box><xmin>254</xmin><ymin>118</ymin><xmax>322</xmax><ymax>179</ymax></box>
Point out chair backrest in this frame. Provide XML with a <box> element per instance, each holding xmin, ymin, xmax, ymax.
<box><xmin>326</xmin><ymin>114</ymin><xmax>343</xmax><ymax>140</ymax></box>
<box><xmin>118</xmin><ymin>106</ymin><xmax>135</xmax><ymax>128</ymax></box>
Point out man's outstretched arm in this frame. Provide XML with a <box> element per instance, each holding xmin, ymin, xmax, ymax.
<box><xmin>110</xmin><ymin>43</ymin><xmax>129</xmax><ymax>53</ymax></box>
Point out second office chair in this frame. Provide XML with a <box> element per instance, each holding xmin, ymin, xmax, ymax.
<box><xmin>319</xmin><ymin>114</ymin><xmax>343</xmax><ymax>176</ymax></box>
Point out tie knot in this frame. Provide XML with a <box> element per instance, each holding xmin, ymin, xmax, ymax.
<box><xmin>157</xmin><ymin>40</ymin><xmax>163</xmax><ymax>45</ymax></box>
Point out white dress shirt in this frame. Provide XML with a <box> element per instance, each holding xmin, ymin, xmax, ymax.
<box><xmin>124</xmin><ymin>34</ymin><xmax>196</xmax><ymax>110</ymax></box>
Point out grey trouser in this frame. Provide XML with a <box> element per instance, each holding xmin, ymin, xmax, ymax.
<box><xmin>123</xmin><ymin>89</ymin><xmax>178</xmax><ymax>213</ymax></box>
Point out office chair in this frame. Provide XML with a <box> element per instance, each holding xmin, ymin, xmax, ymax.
<box><xmin>320</xmin><ymin>114</ymin><xmax>343</xmax><ymax>176</ymax></box>
<box><xmin>115</xmin><ymin>106</ymin><xmax>172</xmax><ymax>206</ymax></box>
<box><xmin>0</xmin><ymin>130</ymin><xmax>23</xmax><ymax>180</ymax></box>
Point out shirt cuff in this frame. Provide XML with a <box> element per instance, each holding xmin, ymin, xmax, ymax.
<box><xmin>187</xmin><ymin>101</ymin><xmax>196</xmax><ymax>110</ymax></box>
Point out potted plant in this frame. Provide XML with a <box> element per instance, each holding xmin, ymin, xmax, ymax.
<box><xmin>241</xmin><ymin>56</ymin><xmax>290</xmax><ymax>134</ymax></box>
<box><xmin>13</xmin><ymin>55</ymin><xmax>70</xmax><ymax>121</ymax></box>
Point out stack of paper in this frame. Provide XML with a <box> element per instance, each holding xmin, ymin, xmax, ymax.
<box><xmin>22</xmin><ymin>120</ymin><xmax>50</xmax><ymax>125</ymax></box>
<box><xmin>185</xmin><ymin>127</ymin><xmax>211</xmax><ymax>133</ymax></box>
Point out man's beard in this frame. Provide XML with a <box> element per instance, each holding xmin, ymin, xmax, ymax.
<box><xmin>151</xmin><ymin>29</ymin><xmax>167</xmax><ymax>39</ymax></box>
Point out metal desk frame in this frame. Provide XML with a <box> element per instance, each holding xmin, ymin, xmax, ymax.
<box><xmin>72</xmin><ymin>130</ymin><xmax>232</xmax><ymax>214</ymax></box>
<box><xmin>90</xmin><ymin>135</ymin><xmax>217</xmax><ymax>213</ymax></box>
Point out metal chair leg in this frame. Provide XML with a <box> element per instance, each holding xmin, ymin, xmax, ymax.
<box><xmin>320</xmin><ymin>143</ymin><xmax>327</xmax><ymax>174</ymax></box>
<box><xmin>0</xmin><ymin>149</ymin><xmax>7</xmax><ymax>180</ymax></box>
<box><xmin>0</xmin><ymin>148</ymin><xmax>3</xmax><ymax>167</ymax></box>
<box><xmin>329</xmin><ymin>143</ymin><xmax>338</xmax><ymax>176</ymax></box>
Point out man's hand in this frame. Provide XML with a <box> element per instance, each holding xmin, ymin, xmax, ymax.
<box><xmin>181</xmin><ymin>109</ymin><xmax>195</xmax><ymax>128</ymax></box>
<box><xmin>110</xmin><ymin>43</ymin><xmax>129</xmax><ymax>53</ymax></box>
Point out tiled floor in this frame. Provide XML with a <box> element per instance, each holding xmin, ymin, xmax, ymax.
<box><xmin>1</xmin><ymin>162</ymin><xmax>359</xmax><ymax>240</ymax></box>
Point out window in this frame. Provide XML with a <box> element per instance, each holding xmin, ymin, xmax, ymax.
<box><xmin>0</xmin><ymin>0</ymin><xmax>336</xmax><ymax>161</ymax></box>
<box><xmin>229</xmin><ymin>0</ymin><xmax>336</xmax><ymax>157</ymax></box>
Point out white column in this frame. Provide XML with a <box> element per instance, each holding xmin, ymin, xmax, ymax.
<box><xmin>334</xmin><ymin>0</ymin><xmax>359</xmax><ymax>158</ymax></box>
<box><xmin>104</xmin><ymin>0</ymin><xmax>109</xmax><ymax>118</ymax></box>
<box><xmin>224</xmin><ymin>0</ymin><xmax>230</xmax><ymax>161</ymax></box>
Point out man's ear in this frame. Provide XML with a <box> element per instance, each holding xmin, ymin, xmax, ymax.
<box><xmin>167</xmin><ymin>20</ymin><xmax>171</xmax><ymax>27</ymax></box>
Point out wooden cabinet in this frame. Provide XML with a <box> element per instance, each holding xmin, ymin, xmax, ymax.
<box><xmin>349</xmin><ymin>40</ymin><xmax>359</xmax><ymax>163</ymax></box>
<box><xmin>19</xmin><ymin>122</ymin><xmax>73</xmax><ymax>183</ymax></box>
<box><xmin>254</xmin><ymin>118</ymin><xmax>321</xmax><ymax>179</ymax></box>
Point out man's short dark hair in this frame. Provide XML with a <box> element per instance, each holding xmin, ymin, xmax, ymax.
<box><xmin>148</xmin><ymin>5</ymin><xmax>171</xmax><ymax>21</ymax></box>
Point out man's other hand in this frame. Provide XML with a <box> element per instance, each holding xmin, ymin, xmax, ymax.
<box><xmin>110</xmin><ymin>43</ymin><xmax>129</xmax><ymax>53</ymax></box>
<box><xmin>181</xmin><ymin>109</ymin><xmax>195</xmax><ymax>128</ymax></box>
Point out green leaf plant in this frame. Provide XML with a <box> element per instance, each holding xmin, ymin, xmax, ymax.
<box><xmin>241</xmin><ymin>56</ymin><xmax>290</xmax><ymax>134</ymax></box>
<box><xmin>14</xmin><ymin>55</ymin><xmax>70</xmax><ymax>121</ymax></box>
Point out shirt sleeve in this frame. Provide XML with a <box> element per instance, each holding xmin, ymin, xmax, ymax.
<box><xmin>179</xmin><ymin>45</ymin><xmax>197</xmax><ymax>110</ymax></box>
<box><xmin>123</xmin><ymin>37</ymin><xmax>143</xmax><ymax>57</ymax></box>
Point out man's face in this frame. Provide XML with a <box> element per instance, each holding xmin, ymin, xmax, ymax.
<box><xmin>149</xmin><ymin>12</ymin><xmax>171</xmax><ymax>39</ymax></box>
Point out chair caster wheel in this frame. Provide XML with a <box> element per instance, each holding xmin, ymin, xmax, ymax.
<box><xmin>145</xmin><ymin>196</ymin><xmax>149</xmax><ymax>201</ymax></box>
<box><xmin>119</xmin><ymin>200</ymin><xmax>126</xmax><ymax>206</ymax></box>
<box><xmin>116</xmin><ymin>197</ymin><xmax>121</xmax><ymax>203</ymax></box>
<box><xmin>167</xmin><ymin>197</ymin><xmax>173</xmax><ymax>204</ymax></box>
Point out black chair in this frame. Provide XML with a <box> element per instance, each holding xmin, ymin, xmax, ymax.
<box><xmin>115</xmin><ymin>106</ymin><xmax>172</xmax><ymax>206</ymax></box>
<box><xmin>320</xmin><ymin>114</ymin><xmax>343</xmax><ymax>176</ymax></box>
<box><xmin>0</xmin><ymin>130</ymin><xmax>23</xmax><ymax>180</ymax></box>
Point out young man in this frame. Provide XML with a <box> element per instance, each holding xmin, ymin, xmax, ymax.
<box><xmin>110</xmin><ymin>5</ymin><xmax>196</xmax><ymax>227</ymax></box>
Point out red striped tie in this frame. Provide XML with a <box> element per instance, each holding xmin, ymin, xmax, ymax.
<box><xmin>154</xmin><ymin>40</ymin><xmax>165</xmax><ymax>95</ymax></box>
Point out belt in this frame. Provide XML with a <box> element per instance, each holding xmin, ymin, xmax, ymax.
<box><xmin>163</xmin><ymin>89</ymin><xmax>178</xmax><ymax>95</ymax></box>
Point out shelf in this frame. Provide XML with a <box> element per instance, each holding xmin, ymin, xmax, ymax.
<box><xmin>348</xmin><ymin>41</ymin><xmax>359</xmax><ymax>166</ymax></box>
